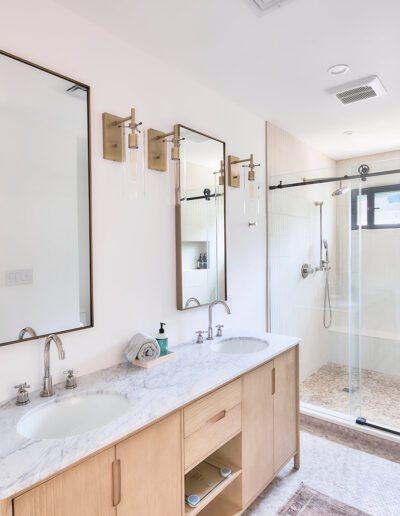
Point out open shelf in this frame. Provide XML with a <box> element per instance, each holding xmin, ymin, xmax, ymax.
<box><xmin>185</xmin><ymin>461</ymin><xmax>241</xmax><ymax>515</ymax></box>
<box><xmin>184</xmin><ymin>434</ymin><xmax>242</xmax><ymax>516</ymax></box>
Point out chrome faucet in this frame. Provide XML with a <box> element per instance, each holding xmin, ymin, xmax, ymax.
<box><xmin>185</xmin><ymin>297</ymin><xmax>201</xmax><ymax>308</ymax></box>
<box><xmin>18</xmin><ymin>327</ymin><xmax>37</xmax><ymax>340</ymax></box>
<box><xmin>207</xmin><ymin>300</ymin><xmax>231</xmax><ymax>340</ymax></box>
<box><xmin>40</xmin><ymin>334</ymin><xmax>65</xmax><ymax>397</ymax></box>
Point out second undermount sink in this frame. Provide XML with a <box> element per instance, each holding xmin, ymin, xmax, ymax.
<box><xmin>17</xmin><ymin>392</ymin><xmax>129</xmax><ymax>440</ymax></box>
<box><xmin>210</xmin><ymin>337</ymin><xmax>269</xmax><ymax>355</ymax></box>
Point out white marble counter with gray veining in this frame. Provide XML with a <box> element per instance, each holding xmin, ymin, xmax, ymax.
<box><xmin>0</xmin><ymin>330</ymin><xmax>299</xmax><ymax>500</ymax></box>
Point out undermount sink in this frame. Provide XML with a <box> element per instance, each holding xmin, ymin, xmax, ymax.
<box><xmin>210</xmin><ymin>337</ymin><xmax>269</xmax><ymax>355</ymax></box>
<box><xmin>17</xmin><ymin>392</ymin><xmax>129</xmax><ymax>440</ymax></box>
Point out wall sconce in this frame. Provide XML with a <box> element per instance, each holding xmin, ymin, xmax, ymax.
<box><xmin>147</xmin><ymin>125</ymin><xmax>184</xmax><ymax>172</ymax></box>
<box><xmin>102</xmin><ymin>108</ymin><xmax>142</xmax><ymax>162</ymax></box>
<box><xmin>227</xmin><ymin>154</ymin><xmax>260</xmax><ymax>188</ymax></box>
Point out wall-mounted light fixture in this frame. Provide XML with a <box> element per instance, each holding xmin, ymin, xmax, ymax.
<box><xmin>147</xmin><ymin>125</ymin><xmax>184</xmax><ymax>172</ymax></box>
<box><xmin>102</xmin><ymin>108</ymin><xmax>142</xmax><ymax>162</ymax></box>
<box><xmin>227</xmin><ymin>154</ymin><xmax>260</xmax><ymax>188</ymax></box>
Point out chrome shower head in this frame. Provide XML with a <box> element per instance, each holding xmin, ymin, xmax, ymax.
<box><xmin>332</xmin><ymin>181</ymin><xmax>349</xmax><ymax>197</ymax></box>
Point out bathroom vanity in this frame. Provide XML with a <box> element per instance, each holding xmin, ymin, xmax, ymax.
<box><xmin>0</xmin><ymin>333</ymin><xmax>299</xmax><ymax>516</ymax></box>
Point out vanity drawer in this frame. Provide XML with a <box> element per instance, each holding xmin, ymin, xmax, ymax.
<box><xmin>184</xmin><ymin>380</ymin><xmax>242</xmax><ymax>470</ymax></box>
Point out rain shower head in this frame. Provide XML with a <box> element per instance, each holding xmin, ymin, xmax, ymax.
<box><xmin>332</xmin><ymin>181</ymin><xmax>349</xmax><ymax>197</ymax></box>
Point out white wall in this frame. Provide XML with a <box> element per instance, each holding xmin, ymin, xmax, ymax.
<box><xmin>0</xmin><ymin>0</ymin><xmax>266</xmax><ymax>403</ymax></box>
<box><xmin>267</xmin><ymin>123</ymin><xmax>336</xmax><ymax>381</ymax></box>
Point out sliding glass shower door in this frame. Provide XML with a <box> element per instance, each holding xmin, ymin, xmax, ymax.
<box><xmin>268</xmin><ymin>163</ymin><xmax>400</xmax><ymax>434</ymax></box>
<box><xmin>349</xmin><ymin>169</ymin><xmax>400</xmax><ymax>433</ymax></box>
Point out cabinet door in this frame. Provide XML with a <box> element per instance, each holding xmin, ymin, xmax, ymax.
<box><xmin>116</xmin><ymin>411</ymin><xmax>182</xmax><ymax>516</ymax></box>
<box><xmin>273</xmin><ymin>346</ymin><xmax>299</xmax><ymax>472</ymax></box>
<box><xmin>242</xmin><ymin>361</ymin><xmax>274</xmax><ymax>506</ymax></box>
<box><xmin>13</xmin><ymin>448</ymin><xmax>116</xmax><ymax>516</ymax></box>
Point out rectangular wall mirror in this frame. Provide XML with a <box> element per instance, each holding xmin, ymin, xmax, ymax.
<box><xmin>176</xmin><ymin>125</ymin><xmax>226</xmax><ymax>310</ymax></box>
<box><xmin>0</xmin><ymin>51</ymin><xmax>92</xmax><ymax>346</ymax></box>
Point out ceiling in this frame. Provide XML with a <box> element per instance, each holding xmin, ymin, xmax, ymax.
<box><xmin>55</xmin><ymin>0</ymin><xmax>400</xmax><ymax>160</ymax></box>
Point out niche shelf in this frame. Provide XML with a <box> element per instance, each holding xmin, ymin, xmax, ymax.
<box><xmin>184</xmin><ymin>434</ymin><xmax>242</xmax><ymax>516</ymax></box>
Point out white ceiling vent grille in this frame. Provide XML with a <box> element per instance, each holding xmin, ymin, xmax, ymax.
<box><xmin>246</xmin><ymin>0</ymin><xmax>296</xmax><ymax>14</ymax></box>
<box><xmin>328</xmin><ymin>76</ymin><xmax>386</xmax><ymax>105</ymax></box>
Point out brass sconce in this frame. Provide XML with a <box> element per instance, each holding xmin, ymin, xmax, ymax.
<box><xmin>147</xmin><ymin>125</ymin><xmax>184</xmax><ymax>172</ymax></box>
<box><xmin>227</xmin><ymin>154</ymin><xmax>260</xmax><ymax>188</ymax></box>
<box><xmin>102</xmin><ymin>108</ymin><xmax>142</xmax><ymax>162</ymax></box>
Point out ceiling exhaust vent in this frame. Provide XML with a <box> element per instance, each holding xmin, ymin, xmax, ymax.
<box><xmin>328</xmin><ymin>76</ymin><xmax>386</xmax><ymax>105</ymax></box>
<box><xmin>246</xmin><ymin>0</ymin><xmax>296</xmax><ymax>14</ymax></box>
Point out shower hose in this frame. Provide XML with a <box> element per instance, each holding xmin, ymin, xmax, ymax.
<box><xmin>323</xmin><ymin>268</ymin><xmax>332</xmax><ymax>329</ymax></box>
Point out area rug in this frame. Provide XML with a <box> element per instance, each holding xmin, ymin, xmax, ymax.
<box><xmin>278</xmin><ymin>483</ymin><xmax>370</xmax><ymax>515</ymax></box>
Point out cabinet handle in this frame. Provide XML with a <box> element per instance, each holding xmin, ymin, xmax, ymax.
<box><xmin>207</xmin><ymin>409</ymin><xmax>226</xmax><ymax>424</ymax></box>
<box><xmin>272</xmin><ymin>367</ymin><xmax>276</xmax><ymax>395</ymax></box>
<box><xmin>112</xmin><ymin>459</ymin><xmax>121</xmax><ymax>507</ymax></box>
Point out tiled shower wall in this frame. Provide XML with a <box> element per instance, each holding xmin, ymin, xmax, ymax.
<box><xmin>267</xmin><ymin>123</ymin><xmax>336</xmax><ymax>381</ymax></box>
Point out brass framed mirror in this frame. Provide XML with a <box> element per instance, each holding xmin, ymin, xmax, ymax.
<box><xmin>175</xmin><ymin>125</ymin><xmax>226</xmax><ymax>310</ymax></box>
<box><xmin>0</xmin><ymin>50</ymin><xmax>93</xmax><ymax>346</ymax></box>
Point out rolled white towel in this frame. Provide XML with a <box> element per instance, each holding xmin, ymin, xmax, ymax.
<box><xmin>125</xmin><ymin>333</ymin><xmax>160</xmax><ymax>363</ymax></box>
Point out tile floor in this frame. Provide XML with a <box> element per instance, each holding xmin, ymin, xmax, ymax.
<box><xmin>246</xmin><ymin>431</ymin><xmax>400</xmax><ymax>516</ymax></box>
<box><xmin>301</xmin><ymin>363</ymin><xmax>400</xmax><ymax>429</ymax></box>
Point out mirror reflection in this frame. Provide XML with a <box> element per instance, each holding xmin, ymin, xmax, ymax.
<box><xmin>176</xmin><ymin>126</ymin><xmax>226</xmax><ymax>310</ymax></box>
<box><xmin>0</xmin><ymin>52</ymin><xmax>92</xmax><ymax>345</ymax></box>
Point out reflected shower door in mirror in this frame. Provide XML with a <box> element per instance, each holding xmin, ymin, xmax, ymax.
<box><xmin>0</xmin><ymin>51</ymin><xmax>92</xmax><ymax>346</ymax></box>
<box><xmin>176</xmin><ymin>126</ymin><xmax>226</xmax><ymax>310</ymax></box>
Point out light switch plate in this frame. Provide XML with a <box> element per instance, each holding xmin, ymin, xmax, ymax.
<box><xmin>5</xmin><ymin>269</ymin><xmax>33</xmax><ymax>286</ymax></box>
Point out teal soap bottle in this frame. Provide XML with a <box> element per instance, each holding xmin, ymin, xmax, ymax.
<box><xmin>156</xmin><ymin>322</ymin><xmax>168</xmax><ymax>356</ymax></box>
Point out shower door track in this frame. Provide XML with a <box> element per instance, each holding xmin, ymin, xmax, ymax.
<box><xmin>356</xmin><ymin>417</ymin><xmax>400</xmax><ymax>437</ymax></box>
<box><xmin>269</xmin><ymin>168</ymin><xmax>400</xmax><ymax>190</ymax></box>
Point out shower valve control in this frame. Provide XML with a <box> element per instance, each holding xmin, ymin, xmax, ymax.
<box><xmin>301</xmin><ymin>263</ymin><xmax>315</xmax><ymax>279</ymax></box>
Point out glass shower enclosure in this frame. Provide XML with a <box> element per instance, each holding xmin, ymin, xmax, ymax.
<box><xmin>268</xmin><ymin>160</ymin><xmax>400</xmax><ymax>435</ymax></box>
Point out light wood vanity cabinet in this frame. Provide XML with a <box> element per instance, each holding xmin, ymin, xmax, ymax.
<box><xmin>8</xmin><ymin>346</ymin><xmax>299</xmax><ymax>516</ymax></box>
<box><xmin>13</xmin><ymin>447</ymin><xmax>116</xmax><ymax>516</ymax></box>
<box><xmin>242</xmin><ymin>361</ymin><xmax>275</xmax><ymax>506</ymax></box>
<box><xmin>242</xmin><ymin>346</ymin><xmax>299</xmax><ymax>507</ymax></box>
<box><xmin>116</xmin><ymin>411</ymin><xmax>182</xmax><ymax>516</ymax></box>
<box><xmin>273</xmin><ymin>347</ymin><xmax>299</xmax><ymax>471</ymax></box>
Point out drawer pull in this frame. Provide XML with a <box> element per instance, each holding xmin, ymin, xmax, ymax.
<box><xmin>207</xmin><ymin>409</ymin><xmax>226</xmax><ymax>425</ymax></box>
<box><xmin>112</xmin><ymin>459</ymin><xmax>121</xmax><ymax>507</ymax></box>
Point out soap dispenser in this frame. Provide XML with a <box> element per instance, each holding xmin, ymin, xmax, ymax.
<box><xmin>156</xmin><ymin>322</ymin><xmax>168</xmax><ymax>356</ymax></box>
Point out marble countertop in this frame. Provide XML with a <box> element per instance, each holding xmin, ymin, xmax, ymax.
<box><xmin>0</xmin><ymin>330</ymin><xmax>299</xmax><ymax>500</ymax></box>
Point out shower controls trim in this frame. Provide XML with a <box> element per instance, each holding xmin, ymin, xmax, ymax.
<box><xmin>301</xmin><ymin>264</ymin><xmax>314</xmax><ymax>278</ymax></box>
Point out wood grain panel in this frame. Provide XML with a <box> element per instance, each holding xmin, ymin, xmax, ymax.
<box><xmin>242</xmin><ymin>361</ymin><xmax>274</xmax><ymax>506</ymax></box>
<box><xmin>116</xmin><ymin>411</ymin><xmax>182</xmax><ymax>516</ymax></box>
<box><xmin>13</xmin><ymin>448</ymin><xmax>115</xmax><ymax>516</ymax></box>
<box><xmin>184</xmin><ymin>379</ymin><xmax>241</xmax><ymax>437</ymax></box>
<box><xmin>184</xmin><ymin>403</ymin><xmax>241</xmax><ymax>471</ymax></box>
<box><xmin>273</xmin><ymin>347</ymin><xmax>299</xmax><ymax>471</ymax></box>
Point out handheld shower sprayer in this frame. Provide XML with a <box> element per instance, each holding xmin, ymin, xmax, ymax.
<box><xmin>323</xmin><ymin>239</ymin><xmax>329</xmax><ymax>267</ymax></box>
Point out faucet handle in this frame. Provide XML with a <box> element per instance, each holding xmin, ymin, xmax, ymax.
<box><xmin>63</xmin><ymin>369</ymin><xmax>78</xmax><ymax>389</ymax></box>
<box><xmin>14</xmin><ymin>383</ymin><xmax>30</xmax><ymax>406</ymax></box>
<box><xmin>195</xmin><ymin>331</ymin><xmax>207</xmax><ymax>344</ymax></box>
<box><xmin>215</xmin><ymin>325</ymin><xmax>224</xmax><ymax>337</ymax></box>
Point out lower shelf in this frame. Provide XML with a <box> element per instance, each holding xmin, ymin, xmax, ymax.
<box><xmin>198</xmin><ymin>495</ymin><xmax>242</xmax><ymax>516</ymax></box>
<box><xmin>184</xmin><ymin>458</ymin><xmax>241</xmax><ymax>516</ymax></box>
